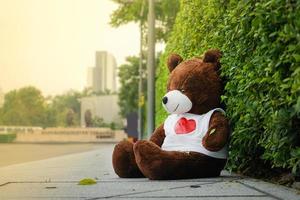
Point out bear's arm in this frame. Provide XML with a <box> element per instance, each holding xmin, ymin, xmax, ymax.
<box><xmin>202</xmin><ymin>112</ymin><xmax>230</xmax><ymax>152</ymax></box>
<box><xmin>149</xmin><ymin>123</ymin><xmax>166</xmax><ymax>147</ymax></box>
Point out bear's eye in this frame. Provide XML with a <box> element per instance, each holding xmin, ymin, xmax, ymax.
<box><xmin>179</xmin><ymin>88</ymin><xmax>185</xmax><ymax>93</ymax></box>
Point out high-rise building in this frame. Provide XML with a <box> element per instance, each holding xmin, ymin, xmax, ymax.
<box><xmin>92</xmin><ymin>67</ymin><xmax>102</xmax><ymax>92</ymax></box>
<box><xmin>87</xmin><ymin>67</ymin><xmax>102</xmax><ymax>92</ymax></box>
<box><xmin>95</xmin><ymin>51</ymin><xmax>117</xmax><ymax>93</ymax></box>
<box><xmin>82</xmin><ymin>52</ymin><xmax>121</xmax><ymax>127</ymax></box>
<box><xmin>86</xmin><ymin>51</ymin><xmax>117</xmax><ymax>93</ymax></box>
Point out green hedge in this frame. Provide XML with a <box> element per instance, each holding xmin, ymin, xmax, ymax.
<box><xmin>156</xmin><ymin>0</ymin><xmax>300</xmax><ymax>175</ymax></box>
<box><xmin>0</xmin><ymin>133</ymin><xmax>16</xmax><ymax>143</ymax></box>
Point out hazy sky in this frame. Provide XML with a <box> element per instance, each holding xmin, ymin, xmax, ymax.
<box><xmin>0</xmin><ymin>0</ymin><xmax>140</xmax><ymax>96</ymax></box>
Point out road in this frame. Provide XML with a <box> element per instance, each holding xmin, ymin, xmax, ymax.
<box><xmin>0</xmin><ymin>143</ymin><xmax>105</xmax><ymax>167</ymax></box>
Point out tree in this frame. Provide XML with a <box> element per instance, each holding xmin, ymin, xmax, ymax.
<box><xmin>0</xmin><ymin>87</ymin><xmax>47</xmax><ymax>126</ymax></box>
<box><xmin>117</xmin><ymin>52</ymin><xmax>160</xmax><ymax>119</ymax></box>
<box><xmin>110</xmin><ymin>0</ymin><xmax>180</xmax><ymax>43</ymax></box>
<box><xmin>81</xmin><ymin>87</ymin><xmax>94</xmax><ymax>97</ymax></box>
<box><xmin>118</xmin><ymin>56</ymin><xmax>146</xmax><ymax>118</ymax></box>
<box><xmin>0</xmin><ymin>86</ymin><xmax>119</xmax><ymax>128</ymax></box>
<box><xmin>48</xmin><ymin>90</ymin><xmax>81</xmax><ymax>127</ymax></box>
<box><xmin>84</xmin><ymin>109</ymin><xmax>93</xmax><ymax>127</ymax></box>
<box><xmin>66</xmin><ymin>109</ymin><xmax>75</xmax><ymax>126</ymax></box>
<box><xmin>92</xmin><ymin>116</ymin><xmax>105</xmax><ymax>127</ymax></box>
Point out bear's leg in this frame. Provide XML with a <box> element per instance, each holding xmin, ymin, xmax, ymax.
<box><xmin>112</xmin><ymin>140</ymin><xmax>144</xmax><ymax>178</ymax></box>
<box><xmin>133</xmin><ymin>140</ymin><xmax>226</xmax><ymax>180</ymax></box>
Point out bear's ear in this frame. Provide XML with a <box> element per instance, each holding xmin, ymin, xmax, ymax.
<box><xmin>203</xmin><ymin>49</ymin><xmax>222</xmax><ymax>69</ymax></box>
<box><xmin>167</xmin><ymin>53</ymin><xmax>183</xmax><ymax>72</ymax></box>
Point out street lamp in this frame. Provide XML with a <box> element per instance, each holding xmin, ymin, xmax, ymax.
<box><xmin>147</xmin><ymin>0</ymin><xmax>155</xmax><ymax>138</ymax></box>
<box><xmin>138</xmin><ymin>1</ymin><xmax>145</xmax><ymax>140</ymax></box>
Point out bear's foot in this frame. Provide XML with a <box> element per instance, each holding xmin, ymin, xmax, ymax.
<box><xmin>133</xmin><ymin>140</ymin><xmax>226</xmax><ymax>180</ymax></box>
<box><xmin>112</xmin><ymin>140</ymin><xmax>144</xmax><ymax>178</ymax></box>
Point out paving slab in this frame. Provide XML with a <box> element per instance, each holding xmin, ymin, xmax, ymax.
<box><xmin>0</xmin><ymin>143</ymin><xmax>299</xmax><ymax>200</ymax></box>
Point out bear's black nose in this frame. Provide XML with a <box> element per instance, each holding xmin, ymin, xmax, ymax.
<box><xmin>162</xmin><ymin>96</ymin><xmax>168</xmax><ymax>104</ymax></box>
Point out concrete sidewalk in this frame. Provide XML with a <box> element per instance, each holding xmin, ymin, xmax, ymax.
<box><xmin>0</xmin><ymin>144</ymin><xmax>299</xmax><ymax>200</ymax></box>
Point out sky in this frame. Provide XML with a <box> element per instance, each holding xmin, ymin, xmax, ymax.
<box><xmin>0</xmin><ymin>0</ymin><xmax>141</xmax><ymax>96</ymax></box>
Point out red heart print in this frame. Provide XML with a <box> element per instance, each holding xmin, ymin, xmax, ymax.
<box><xmin>175</xmin><ymin>117</ymin><xmax>196</xmax><ymax>134</ymax></box>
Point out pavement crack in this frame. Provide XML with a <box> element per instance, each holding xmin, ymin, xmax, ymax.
<box><xmin>237</xmin><ymin>180</ymin><xmax>285</xmax><ymax>200</ymax></box>
<box><xmin>0</xmin><ymin>182</ymin><xmax>11</xmax><ymax>187</ymax></box>
<box><xmin>0</xmin><ymin>180</ymin><xmax>79</xmax><ymax>184</ymax></box>
<box><xmin>168</xmin><ymin>178</ymin><xmax>241</xmax><ymax>190</ymax></box>
<box><xmin>85</xmin><ymin>188</ymin><xmax>165</xmax><ymax>200</ymax></box>
<box><xmin>116</xmin><ymin>194</ymin><xmax>268</xmax><ymax>198</ymax></box>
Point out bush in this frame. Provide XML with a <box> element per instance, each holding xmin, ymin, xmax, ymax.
<box><xmin>0</xmin><ymin>133</ymin><xmax>16</xmax><ymax>143</ymax></box>
<box><xmin>156</xmin><ymin>0</ymin><xmax>300</xmax><ymax>175</ymax></box>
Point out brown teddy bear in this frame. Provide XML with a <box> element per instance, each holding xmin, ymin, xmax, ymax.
<box><xmin>112</xmin><ymin>49</ymin><xmax>230</xmax><ymax>180</ymax></box>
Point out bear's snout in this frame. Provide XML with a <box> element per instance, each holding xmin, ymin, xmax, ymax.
<box><xmin>162</xmin><ymin>90</ymin><xmax>192</xmax><ymax>114</ymax></box>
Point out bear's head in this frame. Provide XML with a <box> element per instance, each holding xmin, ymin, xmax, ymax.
<box><xmin>162</xmin><ymin>49</ymin><xmax>223</xmax><ymax>115</ymax></box>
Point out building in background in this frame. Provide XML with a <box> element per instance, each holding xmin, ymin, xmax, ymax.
<box><xmin>87</xmin><ymin>51</ymin><xmax>117</xmax><ymax>93</ymax></box>
<box><xmin>92</xmin><ymin>66</ymin><xmax>102</xmax><ymax>92</ymax></box>
<box><xmin>95</xmin><ymin>51</ymin><xmax>117</xmax><ymax>93</ymax></box>
<box><xmin>81</xmin><ymin>51</ymin><xmax>121</xmax><ymax>128</ymax></box>
<box><xmin>80</xmin><ymin>95</ymin><xmax>122</xmax><ymax>127</ymax></box>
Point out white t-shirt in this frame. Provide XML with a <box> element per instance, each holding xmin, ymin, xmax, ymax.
<box><xmin>161</xmin><ymin>108</ymin><xmax>228</xmax><ymax>159</ymax></box>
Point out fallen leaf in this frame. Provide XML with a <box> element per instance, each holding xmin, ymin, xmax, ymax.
<box><xmin>78</xmin><ymin>178</ymin><xmax>97</xmax><ymax>185</ymax></box>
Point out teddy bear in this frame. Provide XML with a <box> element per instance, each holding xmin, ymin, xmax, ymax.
<box><xmin>112</xmin><ymin>49</ymin><xmax>230</xmax><ymax>180</ymax></box>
